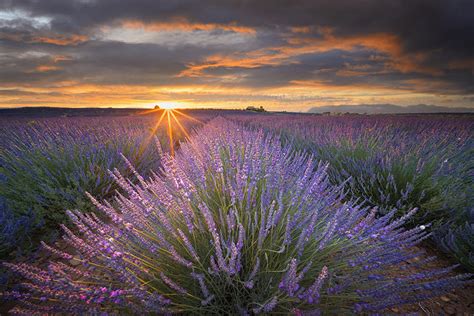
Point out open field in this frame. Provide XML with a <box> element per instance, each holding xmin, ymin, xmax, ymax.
<box><xmin>0</xmin><ymin>109</ymin><xmax>473</xmax><ymax>314</ymax></box>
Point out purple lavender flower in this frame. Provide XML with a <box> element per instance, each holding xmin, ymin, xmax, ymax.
<box><xmin>160</xmin><ymin>272</ymin><xmax>187</xmax><ymax>294</ymax></box>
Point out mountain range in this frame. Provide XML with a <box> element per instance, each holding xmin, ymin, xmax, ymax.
<box><xmin>308</xmin><ymin>104</ymin><xmax>474</xmax><ymax>114</ymax></box>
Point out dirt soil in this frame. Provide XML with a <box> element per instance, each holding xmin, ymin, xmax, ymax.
<box><xmin>390</xmin><ymin>245</ymin><xmax>474</xmax><ymax>315</ymax></box>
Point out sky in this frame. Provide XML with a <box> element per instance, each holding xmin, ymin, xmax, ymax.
<box><xmin>0</xmin><ymin>0</ymin><xmax>473</xmax><ymax>112</ymax></box>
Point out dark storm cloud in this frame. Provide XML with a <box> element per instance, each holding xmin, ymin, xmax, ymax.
<box><xmin>2</xmin><ymin>0</ymin><xmax>472</xmax><ymax>55</ymax></box>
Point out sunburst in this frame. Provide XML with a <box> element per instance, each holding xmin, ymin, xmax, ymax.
<box><xmin>140</xmin><ymin>107</ymin><xmax>203</xmax><ymax>156</ymax></box>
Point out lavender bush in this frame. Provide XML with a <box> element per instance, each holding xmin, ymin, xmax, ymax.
<box><xmin>3</xmin><ymin>118</ymin><xmax>470</xmax><ymax>314</ymax></box>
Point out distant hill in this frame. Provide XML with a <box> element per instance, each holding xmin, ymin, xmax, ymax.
<box><xmin>308</xmin><ymin>104</ymin><xmax>474</xmax><ymax>114</ymax></box>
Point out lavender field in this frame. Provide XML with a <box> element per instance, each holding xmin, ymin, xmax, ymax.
<box><xmin>0</xmin><ymin>110</ymin><xmax>473</xmax><ymax>315</ymax></box>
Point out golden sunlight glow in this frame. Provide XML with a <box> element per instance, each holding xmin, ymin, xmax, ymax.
<box><xmin>1</xmin><ymin>81</ymin><xmax>459</xmax><ymax>111</ymax></box>
<box><xmin>159</xmin><ymin>102</ymin><xmax>180</xmax><ymax>109</ymax></box>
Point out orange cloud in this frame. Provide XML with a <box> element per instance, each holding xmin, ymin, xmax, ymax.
<box><xmin>121</xmin><ymin>18</ymin><xmax>256</xmax><ymax>34</ymax></box>
<box><xmin>281</xmin><ymin>31</ymin><xmax>441</xmax><ymax>76</ymax></box>
<box><xmin>31</xmin><ymin>34</ymin><xmax>88</xmax><ymax>46</ymax></box>
<box><xmin>0</xmin><ymin>31</ymin><xmax>88</xmax><ymax>46</ymax></box>
<box><xmin>34</xmin><ymin>65</ymin><xmax>61</xmax><ymax>72</ymax></box>
<box><xmin>178</xmin><ymin>50</ymin><xmax>291</xmax><ymax>77</ymax></box>
<box><xmin>179</xmin><ymin>27</ymin><xmax>441</xmax><ymax>77</ymax></box>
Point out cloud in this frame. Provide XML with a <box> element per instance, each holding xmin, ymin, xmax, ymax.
<box><xmin>120</xmin><ymin>19</ymin><xmax>256</xmax><ymax>34</ymax></box>
<box><xmin>34</xmin><ymin>65</ymin><xmax>61</xmax><ymax>72</ymax></box>
<box><xmin>28</xmin><ymin>34</ymin><xmax>88</xmax><ymax>45</ymax></box>
<box><xmin>0</xmin><ymin>14</ymin><xmax>88</xmax><ymax>46</ymax></box>
<box><xmin>0</xmin><ymin>0</ymin><xmax>472</xmax><ymax>110</ymax></box>
<box><xmin>100</xmin><ymin>25</ymin><xmax>254</xmax><ymax>48</ymax></box>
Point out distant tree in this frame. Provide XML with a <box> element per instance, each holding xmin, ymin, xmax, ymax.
<box><xmin>245</xmin><ymin>106</ymin><xmax>266</xmax><ymax>112</ymax></box>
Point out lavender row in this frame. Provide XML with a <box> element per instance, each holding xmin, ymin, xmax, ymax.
<box><xmin>231</xmin><ymin>113</ymin><xmax>474</xmax><ymax>270</ymax></box>
<box><xmin>0</xmin><ymin>114</ymin><xmax>205</xmax><ymax>258</ymax></box>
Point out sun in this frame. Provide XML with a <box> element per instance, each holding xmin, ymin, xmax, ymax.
<box><xmin>159</xmin><ymin>102</ymin><xmax>179</xmax><ymax>109</ymax></box>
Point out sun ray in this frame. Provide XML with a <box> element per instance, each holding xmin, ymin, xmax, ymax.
<box><xmin>166</xmin><ymin>110</ymin><xmax>175</xmax><ymax>156</ymax></box>
<box><xmin>168</xmin><ymin>109</ymin><xmax>206</xmax><ymax>162</ymax></box>
<box><xmin>136</xmin><ymin>109</ymin><xmax>167</xmax><ymax>158</ymax></box>
<box><xmin>144</xmin><ymin>109</ymin><xmax>167</xmax><ymax>145</ymax></box>
<box><xmin>173</xmin><ymin>109</ymin><xmax>206</xmax><ymax>125</ymax></box>
<box><xmin>169</xmin><ymin>110</ymin><xmax>192</xmax><ymax>140</ymax></box>
<box><xmin>136</xmin><ymin>108</ymin><xmax>162</xmax><ymax>116</ymax></box>
<box><xmin>152</xmin><ymin>110</ymin><xmax>167</xmax><ymax>133</ymax></box>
